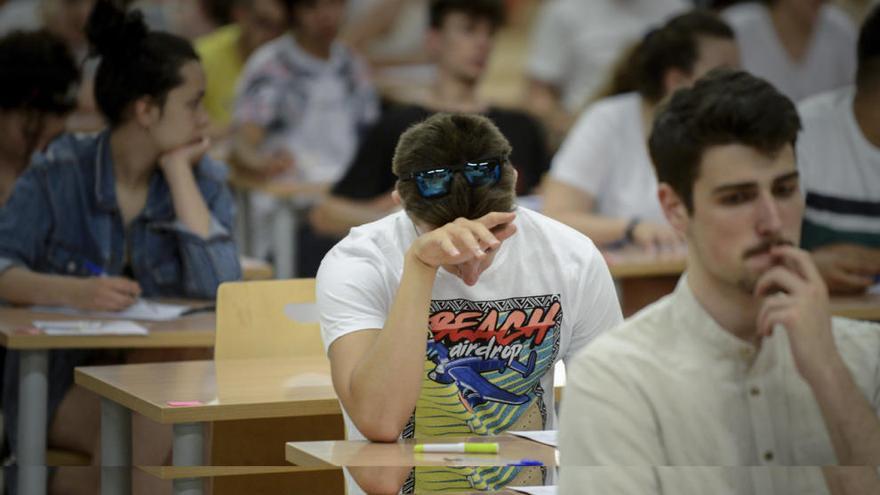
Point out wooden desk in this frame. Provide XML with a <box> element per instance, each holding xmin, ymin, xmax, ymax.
<box><xmin>0</xmin><ymin>304</ymin><xmax>213</xmax><ymax>495</ymax></box>
<box><xmin>603</xmin><ymin>248</ymin><xmax>686</xmax><ymax>317</ymax></box>
<box><xmin>75</xmin><ymin>357</ymin><xmax>340</xmax><ymax>495</ymax></box>
<box><xmin>285</xmin><ymin>435</ymin><xmax>557</xmax><ymax>469</ymax></box>
<box><xmin>830</xmin><ymin>293</ymin><xmax>880</xmax><ymax>321</ymax></box>
<box><xmin>230</xmin><ymin>172</ymin><xmax>328</xmax><ymax>278</ymax></box>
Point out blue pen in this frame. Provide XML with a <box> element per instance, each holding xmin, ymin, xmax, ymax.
<box><xmin>83</xmin><ymin>260</ymin><xmax>106</xmax><ymax>277</ymax></box>
<box><xmin>507</xmin><ymin>458</ymin><xmax>544</xmax><ymax>467</ymax></box>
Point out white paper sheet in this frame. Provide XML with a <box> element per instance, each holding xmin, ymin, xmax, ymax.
<box><xmin>33</xmin><ymin>320</ymin><xmax>149</xmax><ymax>336</ymax></box>
<box><xmin>31</xmin><ymin>299</ymin><xmax>191</xmax><ymax>321</ymax></box>
<box><xmin>509</xmin><ymin>430</ymin><xmax>558</xmax><ymax>448</ymax></box>
<box><xmin>510</xmin><ymin>486</ymin><xmax>557</xmax><ymax>495</ymax></box>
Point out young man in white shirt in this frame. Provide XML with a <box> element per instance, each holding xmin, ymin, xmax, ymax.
<box><xmin>723</xmin><ymin>0</ymin><xmax>857</xmax><ymax>102</ymax></box>
<box><xmin>797</xmin><ymin>6</ymin><xmax>880</xmax><ymax>294</ymax></box>
<box><xmin>317</xmin><ymin>113</ymin><xmax>622</xmax><ymax>493</ymax></box>
<box><xmin>558</xmin><ymin>69</ymin><xmax>880</xmax><ymax>495</ymax></box>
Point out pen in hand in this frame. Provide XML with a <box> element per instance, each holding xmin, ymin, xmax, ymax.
<box><xmin>83</xmin><ymin>260</ymin><xmax>147</xmax><ymax>312</ymax></box>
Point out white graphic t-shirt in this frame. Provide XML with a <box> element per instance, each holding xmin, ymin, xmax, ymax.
<box><xmin>317</xmin><ymin>207</ymin><xmax>622</xmax><ymax>492</ymax></box>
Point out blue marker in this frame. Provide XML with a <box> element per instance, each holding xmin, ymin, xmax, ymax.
<box><xmin>507</xmin><ymin>458</ymin><xmax>544</xmax><ymax>467</ymax></box>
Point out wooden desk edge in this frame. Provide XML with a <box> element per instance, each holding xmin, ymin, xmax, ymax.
<box><xmin>3</xmin><ymin>330</ymin><xmax>214</xmax><ymax>350</ymax></box>
<box><xmin>285</xmin><ymin>442</ymin><xmax>337</xmax><ymax>468</ymax></box>
<box><xmin>75</xmin><ymin>369</ymin><xmax>166</xmax><ymax>424</ymax></box>
<box><xmin>139</xmin><ymin>465</ymin><xmax>334</xmax><ymax>480</ymax></box>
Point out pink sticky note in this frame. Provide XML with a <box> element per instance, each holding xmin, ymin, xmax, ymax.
<box><xmin>167</xmin><ymin>400</ymin><xmax>203</xmax><ymax>407</ymax></box>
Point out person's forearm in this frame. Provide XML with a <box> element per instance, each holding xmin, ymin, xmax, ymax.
<box><xmin>310</xmin><ymin>196</ymin><xmax>396</xmax><ymax>237</ymax></box>
<box><xmin>545</xmin><ymin>211</ymin><xmax>627</xmax><ymax>247</ymax></box>
<box><xmin>346</xmin><ymin>253</ymin><xmax>437</xmax><ymax>441</ymax></box>
<box><xmin>0</xmin><ymin>267</ymin><xmax>79</xmax><ymax>306</ymax></box>
<box><xmin>809</xmin><ymin>355</ymin><xmax>880</xmax><ymax>465</ymax></box>
<box><xmin>163</xmin><ymin>162</ymin><xmax>212</xmax><ymax>238</ymax></box>
<box><xmin>823</xmin><ymin>467</ymin><xmax>880</xmax><ymax>495</ymax></box>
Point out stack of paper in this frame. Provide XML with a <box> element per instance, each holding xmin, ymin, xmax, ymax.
<box><xmin>31</xmin><ymin>299</ymin><xmax>191</xmax><ymax>322</ymax></box>
<box><xmin>33</xmin><ymin>320</ymin><xmax>149</xmax><ymax>336</ymax></box>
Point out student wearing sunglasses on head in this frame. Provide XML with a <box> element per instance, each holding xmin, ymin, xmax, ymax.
<box><xmin>316</xmin><ymin>113</ymin><xmax>622</xmax><ymax>494</ymax></box>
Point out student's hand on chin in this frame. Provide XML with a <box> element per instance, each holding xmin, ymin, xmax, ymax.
<box><xmin>409</xmin><ymin>211</ymin><xmax>517</xmax><ymax>269</ymax></box>
<box><xmin>261</xmin><ymin>149</ymin><xmax>296</xmax><ymax>178</ymax></box>
<box><xmin>159</xmin><ymin>136</ymin><xmax>212</xmax><ymax>170</ymax></box>
<box><xmin>753</xmin><ymin>245</ymin><xmax>838</xmax><ymax>382</ymax></box>
<box><xmin>810</xmin><ymin>243</ymin><xmax>880</xmax><ymax>294</ymax></box>
<box><xmin>71</xmin><ymin>276</ymin><xmax>142</xmax><ymax>312</ymax></box>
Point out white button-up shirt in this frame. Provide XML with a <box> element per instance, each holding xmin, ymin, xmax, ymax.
<box><xmin>559</xmin><ymin>277</ymin><xmax>880</xmax><ymax>495</ymax></box>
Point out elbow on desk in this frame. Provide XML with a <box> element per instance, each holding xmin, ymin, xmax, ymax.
<box><xmin>356</xmin><ymin>419</ymin><xmax>405</xmax><ymax>443</ymax></box>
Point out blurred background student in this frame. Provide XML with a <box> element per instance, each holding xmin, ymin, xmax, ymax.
<box><xmin>0</xmin><ymin>2</ymin><xmax>240</xmax><ymax>492</ymax></box>
<box><xmin>0</xmin><ymin>29</ymin><xmax>79</xmax><ymax>205</ymax></box>
<box><xmin>797</xmin><ymin>4</ymin><xmax>880</xmax><ymax>294</ymax></box>
<box><xmin>542</xmin><ymin>10</ymin><xmax>740</xmax><ymax>251</ymax></box>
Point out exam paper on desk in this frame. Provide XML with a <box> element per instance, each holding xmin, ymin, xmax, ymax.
<box><xmin>508</xmin><ymin>430</ymin><xmax>558</xmax><ymax>448</ymax></box>
<box><xmin>33</xmin><ymin>320</ymin><xmax>149</xmax><ymax>336</ymax></box>
<box><xmin>510</xmin><ymin>487</ymin><xmax>557</xmax><ymax>495</ymax></box>
<box><xmin>30</xmin><ymin>299</ymin><xmax>191</xmax><ymax>321</ymax></box>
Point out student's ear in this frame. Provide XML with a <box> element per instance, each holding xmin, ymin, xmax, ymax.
<box><xmin>133</xmin><ymin>96</ymin><xmax>161</xmax><ymax>129</ymax></box>
<box><xmin>391</xmin><ymin>188</ymin><xmax>403</xmax><ymax>207</ymax></box>
<box><xmin>425</xmin><ymin>28</ymin><xmax>441</xmax><ymax>60</ymax></box>
<box><xmin>662</xmin><ymin>68</ymin><xmax>691</xmax><ymax>97</ymax></box>
<box><xmin>658</xmin><ymin>183</ymin><xmax>689</xmax><ymax>234</ymax></box>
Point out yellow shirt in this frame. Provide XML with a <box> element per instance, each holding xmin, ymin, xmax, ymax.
<box><xmin>195</xmin><ymin>25</ymin><xmax>244</xmax><ymax>127</ymax></box>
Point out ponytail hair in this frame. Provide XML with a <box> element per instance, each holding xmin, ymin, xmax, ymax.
<box><xmin>86</xmin><ymin>0</ymin><xmax>199</xmax><ymax>126</ymax></box>
<box><xmin>593</xmin><ymin>9</ymin><xmax>734</xmax><ymax>104</ymax></box>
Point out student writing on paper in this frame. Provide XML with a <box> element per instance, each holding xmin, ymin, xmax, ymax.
<box><xmin>558</xmin><ymin>69</ymin><xmax>880</xmax><ymax>495</ymax></box>
<box><xmin>0</xmin><ymin>2</ymin><xmax>240</xmax><ymax>493</ymax></box>
<box><xmin>317</xmin><ymin>113</ymin><xmax>622</xmax><ymax>493</ymax></box>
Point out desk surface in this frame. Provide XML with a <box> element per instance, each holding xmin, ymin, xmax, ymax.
<box><xmin>0</xmin><ymin>304</ymin><xmax>214</xmax><ymax>350</ymax></box>
<box><xmin>830</xmin><ymin>293</ymin><xmax>880</xmax><ymax>321</ymax></box>
<box><xmin>603</xmin><ymin>248</ymin><xmax>687</xmax><ymax>279</ymax></box>
<box><xmin>75</xmin><ymin>357</ymin><xmax>339</xmax><ymax>424</ymax></box>
<box><xmin>285</xmin><ymin>435</ymin><xmax>557</xmax><ymax>468</ymax></box>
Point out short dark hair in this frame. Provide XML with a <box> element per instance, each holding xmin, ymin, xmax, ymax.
<box><xmin>0</xmin><ymin>30</ymin><xmax>79</xmax><ymax>114</ymax></box>
<box><xmin>605</xmin><ymin>9</ymin><xmax>734</xmax><ymax>102</ymax></box>
<box><xmin>857</xmin><ymin>5</ymin><xmax>880</xmax><ymax>87</ymax></box>
<box><xmin>393</xmin><ymin>113</ymin><xmax>515</xmax><ymax>226</ymax></box>
<box><xmin>86</xmin><ymin>0</ymin><xmax>200</xmax><ymax>127</ymax></box>
<box><xmin>649</xmin><ymin>69</ymin><xmax>801</xmax><ymax>211</ymax></box>
<box><xmin>429</xmin><ymin>0</ymin><xmax>505</xmax><ymax>30</ymax></box>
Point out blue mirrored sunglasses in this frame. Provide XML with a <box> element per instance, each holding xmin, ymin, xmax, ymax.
<box><xmin>399</xmin><ymin>157</ymin><xmax>505</xmax><ymax>199</ymax></box>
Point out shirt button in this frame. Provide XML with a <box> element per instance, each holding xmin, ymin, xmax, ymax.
<box><xmin>750</xmin><ymin>386</ymin><xmax>761</xmax><ymax>397</ymax></box>
<box><xmin>763</xmin><ymin>451</ymin><xmax>774</xmax><ymax>462</ymax></box>
<box><xmin>739</xmin><ymin>347</ymin><xmax>754</xmax><ymax>360</ymax></box>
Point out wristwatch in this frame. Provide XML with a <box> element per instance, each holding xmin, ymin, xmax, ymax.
<box><xmin>624</xmin><ymin>217</ymin><xmax>640</xmax><ymax>244</ymax></box>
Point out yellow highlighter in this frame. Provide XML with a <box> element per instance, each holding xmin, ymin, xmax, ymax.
<box><xmin>413</xmin><ymin>442</ymin><xmax>499</xmax><ymax>454</ymax></box>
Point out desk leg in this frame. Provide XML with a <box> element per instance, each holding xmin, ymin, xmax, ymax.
<box><xmin>272</xmin><ymin>202</ymin><xmax>298</xmax><ymax>279</ymax></box>
<box><xmin>172</xmin><ymin>423</ymin><xmax>204</xmax><ymax>495</ymax></box>
<box><xmin>101</xmin><ymin>398</ymin><xmax>132</xmax><ymax>495</ymax></box>
<box><xmin>17</xmin><ymin>349</ymin><xmax>48</xmax><ymax>495</ymax></box>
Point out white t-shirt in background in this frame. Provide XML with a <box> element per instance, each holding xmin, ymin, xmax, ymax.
<box><xmin>722</xmin><ymin>3</ymin><xmax>857</xmax><ymax>102</ymax></box>
<box><xmin>318</xmin><ymin>207</ymin><xmax>622</xmax><ymax>442</ymax></box>
<box><xmin>796</xmin><ymin>86</ymin><xmax>880</xmax><ymax>250</ymax></box>
<box><xmin>527</xmin><ymin>0</ymin><xmax>687</xmax><ymax>111</ymax></box>
<box><xmin>549</xmin><ymin>92</ymin><xmax>665</xmax><ymax>223</ymax></box>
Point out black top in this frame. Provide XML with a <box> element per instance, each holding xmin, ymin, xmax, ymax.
<box><xmin>331</xmin><ymin>104</ymin><xmax>549</xmax><ymax>199</ymax></box>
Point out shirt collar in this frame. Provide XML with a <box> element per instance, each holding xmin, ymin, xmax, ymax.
<box><xmin>93</xmin><ymin>130</ymin><xmax>175</xmax><ymax>221</ymax></box>
<box><xmin>670</xmin><ymin>275</ymin><xmax>762</xmax><ymax>363</ymax></box>
<box><xmin>93</xmin><ymin>130</ymin><xmax>117</xmax><ymax>212</ymax></box>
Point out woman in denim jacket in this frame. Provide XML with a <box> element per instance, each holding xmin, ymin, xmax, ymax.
<box><xmin>0</xmin><ymin>3</ymin><xmax>241</xmax><ymax>492</ymax></box>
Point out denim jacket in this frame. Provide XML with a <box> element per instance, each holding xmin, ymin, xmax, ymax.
<box><xmin>0</xmin><ymin>130</ymin><xmax>241</xmax><ymax>298</ymax></box>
